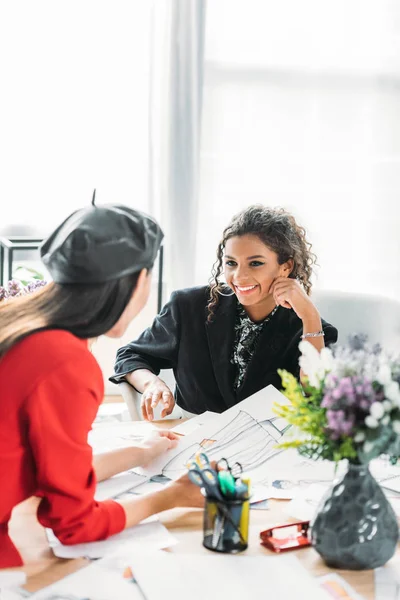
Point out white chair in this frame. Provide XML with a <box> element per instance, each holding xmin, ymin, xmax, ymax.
<box><xmin>118</xmin><ymin>369</ymin><xmax>183</xmax><ymax>421</ymax></box>
<box><xmin>312</xmin><ymin>289</ymin><xmax>400</xmax><ymax>351</ymax></box>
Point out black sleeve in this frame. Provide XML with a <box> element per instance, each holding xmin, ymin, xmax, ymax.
<box><xmin>286</xmin><ymin>320</ymin><xmax>338</xmax><ymax>379</ymax></box>
<box><xmin>109</xmin><ymin>292</ymin><xmax>181</xmax><ymax>384</ymax></box>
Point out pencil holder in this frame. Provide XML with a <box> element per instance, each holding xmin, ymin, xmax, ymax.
<box><xmin>203</xmin><ymin>496</ymin><xmax>249</xmax><ymax>553</ymax></box>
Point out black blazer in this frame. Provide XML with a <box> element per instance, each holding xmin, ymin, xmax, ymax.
<box><xmin>111</xmin><ymin>286</ymin><xmax>338</xmax><ymax>415</ymax></box>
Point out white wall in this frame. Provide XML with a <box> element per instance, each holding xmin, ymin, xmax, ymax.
<box><xmin>92</xmin><ymin>282</ymin><xmax>164</xmax><ymax>395</ymax></box>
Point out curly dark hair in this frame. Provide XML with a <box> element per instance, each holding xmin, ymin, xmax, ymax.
<box><xmin>207</xmin><ymin>205</ymin><xmax>317</xmax><ymax>322</ymax></box>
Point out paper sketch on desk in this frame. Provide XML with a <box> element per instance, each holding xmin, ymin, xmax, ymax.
<box><xmin>0</xmin><ymin>572</ymin><xmax>26</xmax><ymax>591</ymax></box>
<box><xmin>140</xmin><ymin>385</ymin><xmax>292</xmax><ymax>483</ymax></box>
<box><xmin>0</xmin><ymin>592</ymin><xmax>28</xmax><ymax>600</ymax></box>
<box><xmin>375</xmin><ymin>558</ymin><xmax>400</xmax><ymax>600</ymax></box>
<box><xmin>370</xmin><ymin>459</ymin><xmax>400</xmax><ymax>493</ymax></box>
<box><xmin>95</xmin><ymin>470</ymin><xmax>148</xmax><ymax>501</ymax></box>
<box><xmin>162</xmin><ymin>409</ymin><xmax>289</xmax><ymax>479</ymax></box>
<box><xmin>378</xmin><ymin>475</ymin><xmax>400</xmax><ymax>493</ymax></box>
<box><xmin>0</xmin><ymin>572</ymin><xmax>27</xmax><ymax>600</ymax></box>
<box><xmin>28</xmin><ymin>562</ymin><xmax>144</xmax><ymax>600</ymax></box>
<box><xmin>46</xmin><ymin>520</ymin><xmax>177</xmax><ymax>559</ymax></box>
<box><xmin>318</xmin><ymin>573</ymin><xmax>365</xmax><ymax>600</ymax></box>
<box><xmin>248</xmin><ymin>449</ymin><xmax>337</xmax><ymax>500</ymax></box>
<box><xmin>89</xmin><ymin>422</ymin><xmax>152</xmax><ymax>454</ymax></box>
<box><xmin>171</xmin><ymin>411</ymin><xmax>218</xmax><ymax>436</ymax></box>
<box><xmin>283</xmin><ymin>484</ymin><xmax>330</xmax><ymax>521</ymax></box>
<box><xmin>129</xmin><ymin>552</ymin><xmax>331</xmax><ymax>600</ymax></box>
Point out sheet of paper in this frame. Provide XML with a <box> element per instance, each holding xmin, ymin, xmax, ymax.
<box><xmin>283</xmin><ymin>483</ymin><xmax>330</xmax><ymax>521</ymax></box>
<box><xmin>95</xmin><ymin>471</ymin><xmax>148</xmax><ymax>501</ymax></box>
<box><xmin>28</xmin><ymin>563</ymin><xmax>144</xmax><ymax>600</ymax></box>
<box><xmin>120</xmin><ymin>479</ymin><xmax>166</xmax><ymax>496</ymax></box>
<box><xmin>171</xmin><ymin>411</ymin><xmax>218</xmax><ymax>436</ymax></box>
<box><xmin>138</xmin><ymin>385</ymin><xmax>292</xmax><ymax>483</ymax></box>
<box><xmin>0</xmin><ymin>572</ymin><xmax>26</xmax><ymax>590</ymax></box>
<box><xmin>375</xmin><ymin>557</ymin><xmax>400</xmax><ymax>600</ymax></box>
<box><xmin>0</xmin><ymin>590</ymin><xmax>26</xmax><ymax>600</ymax></box>
<box><xmin>318</xmin><ymin>573</ymin><xmax>365</xmax><ymax>600</ymax></box>
<box><xmin>370</xmin><ymin>459</ymin><xmax>400</xmax><ymax>492</ymax></box>
<box><xmin>129</xmin><ymin>552</ymin><xmax>331</xmax><ymax>600</ymax></box>
<box><xmin>250</xmin><ymin>498</ymin><xmax>270</xmax><ymax>510</ymax></box>
<box><xmin>47</xmin><ymin>520</ymin><xmax>177</xmax><ymax>559</ymax></box>
<box><xmin>388</xmin><ymin>496</ymin><xmax>400</xmax><ymax>520</ymax></box>
<box><xmin>380</xmin><ymin>476</ymin><xmax>400</xmax><ymax>493</ymax></box>
<box><xmin>89</xmin><ymin>422</ymin><xmax>153</xmax><ymax>454</ymax></box>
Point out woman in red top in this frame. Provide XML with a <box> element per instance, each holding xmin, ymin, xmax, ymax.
<box><xmin>0</xmin><ymin>199</ymin><xmax>201</xmax><ymax>568</ymax></box>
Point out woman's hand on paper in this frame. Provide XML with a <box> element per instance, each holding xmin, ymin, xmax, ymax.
<box><xmin>140</xmin><ymin>430</ymin><xmax>179</xmax><ymax>466</ymax></box>
<box><xmin>141</xmin><ymin>378</ymin><xmax>175</xmax><ymax>421</ymax></box>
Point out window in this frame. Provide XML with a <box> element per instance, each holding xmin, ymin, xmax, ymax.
<box><xmin>196</xmin><ymin>0</ymin><xmax>400</xmax><ymax>299</ymax></box>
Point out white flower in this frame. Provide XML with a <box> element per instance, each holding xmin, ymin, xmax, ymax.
<box><xmin>369</xmin><ymin>402</ymin><xmax>385</xmax><ymax>420</ymax></box>
<box><xmin>354</xmin><ymin>431</ymin><xmax>365</xmax><ymax>442</ymax></box>
<box><xmin>384</xmin><ymin>381</ymin><xmax>400</xmax><ymax>406</ymax></box>
<box><xmin>393</xmin><ymin>421</ymin><xmax>400</xmax><ymax>435</ymax></box>
<box><xmin>363</xmin><ymin>441</ymin><xmax>375</xmax><ymax>453</ymax></box>
<box><xmin>298</xmin><ymin>341</ymin><xmax>331</xmax><ymax>388</ymax></box>
<box><xmin>381</xmin><ymin>415</ymin><xmax>390</xmax><ymax>426</ymax></box>
<box><xmin>320</xmin><ymin>347</ymin><xmax>335</xmax><ymax>372</ymax></box>
<box><xmin>365</xmin><ymin>415</ymin><xmax>379</xmax><ymax>428</ymax></box>
<box><xmin>376</xmin><ymin>363</ymin><xmax>392</xmax><ymax>386</ymax></box>
<box><xmin>383</xmin><ymin>400</ymin><xmax>393</xmax><ymax>412</ymax></box>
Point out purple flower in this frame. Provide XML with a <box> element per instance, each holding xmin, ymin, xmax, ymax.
<box><xmin>24</xmin><ymin>280</ymin><xmax>47</xmax><ymax>294</ymax></box>
<box><xmin>321</xmin><ymin>392</ymin><xmax>334</xmax><ymax>408</ymax></box>
<box><xmin>7</xmin><ymin>279</ymin><xmax>21</xmax><ymax>297</ymax></box>
<box><xmin>326</xmin><ymin>409</ymin><xmax>356</xmax><ymax>440</ymax></box>
<box><xmin>0</xmin><ymin>279</ymin><xmax>47</xmax><ymax>302</ymax></box>
<box><xmin>359</xmin><ymin>399</ymin><xmax>371</xmax><ymax>410</ymax></box>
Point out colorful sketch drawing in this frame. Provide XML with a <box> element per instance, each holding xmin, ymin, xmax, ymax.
<box><xmin>162</xmin><ymin>410</ymin><xmax>290</xmax><ymax>478</ymax></box>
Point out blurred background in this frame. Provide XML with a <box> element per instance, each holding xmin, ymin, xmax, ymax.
<box><xmin>1</xmin><ymin>0</ymin><xmax>399</xmax><ymax>391</ymax></box>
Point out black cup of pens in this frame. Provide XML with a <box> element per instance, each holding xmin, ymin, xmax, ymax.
<box><xmin>187</xmin><ymin>454</ymin><xmax>250</xmax><ymax>553</ymax></box>
<box><xmin>203</xmin><ymin>495</ymin><xmax>250</xmax><ymax>553</ymax></box>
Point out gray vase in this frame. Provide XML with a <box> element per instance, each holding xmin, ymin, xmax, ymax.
<box><xmin>311</xmin><ymin>463</ymin><xmax>399</xmax><ymax>570</ymax></box>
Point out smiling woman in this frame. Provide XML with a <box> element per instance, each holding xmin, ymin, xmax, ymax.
<box><xmin>111</xmin><ymin>205</ymin><xmax>338</xmax><ymax>418</ymax></box>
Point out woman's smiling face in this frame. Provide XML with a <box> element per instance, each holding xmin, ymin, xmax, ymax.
<box><xmin>224</xmin><ymin>234</ymin><xmax>290</xmax><ymax>310</ymax></box>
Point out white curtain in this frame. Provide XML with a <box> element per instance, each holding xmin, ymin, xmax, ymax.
<box><xmin>196</xmin><ymin>0</ymin><xmax>400</xmax><ymax>301</ymax></box>
<box><xmin>149</xmin><ymin>0</ymin><xmax>206</xmax><ymax>296</ymax></box>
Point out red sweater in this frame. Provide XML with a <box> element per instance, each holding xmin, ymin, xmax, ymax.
<box><xmin>0</xmin><ymin>330</ymin><xmax>126</xmax><ymax>568</ymax></box>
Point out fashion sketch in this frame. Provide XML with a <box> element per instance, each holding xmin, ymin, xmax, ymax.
<box><xmin>162</xmin><ymin>410</ymin><xmax>291</xmax><ymax>479</ymax></box>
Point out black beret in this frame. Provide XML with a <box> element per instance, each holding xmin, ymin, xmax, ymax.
<box><xmin>40</xmin><ymin>204</ymin><xmax>164</xmax><ymax>284</ymax></box>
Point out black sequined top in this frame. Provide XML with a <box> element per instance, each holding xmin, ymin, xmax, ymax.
<box><xmin>230</xmin><ymin>303</ymin><xmax>279</xmax><ymax>389</ymax></box>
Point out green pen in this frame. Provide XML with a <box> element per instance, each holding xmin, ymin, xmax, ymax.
<box><xmin>217</xmin><ymin>470</ymin><xmax>236</xmax><ymax>498</ymax></box>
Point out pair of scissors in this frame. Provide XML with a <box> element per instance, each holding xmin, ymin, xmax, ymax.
<box><xmin>217</xmin><ymin>457</ymin><xmax>243</xmax><ymax>479</ymax></box>
<box><xmin>188</xmin><ymin>464</ymin><xmax>223</xmax><ymax>501</ymax></box>
<box><xmin>187</xmin><ymin>451</ymin><xmax>210</xmax><ymax>471</ymax></box>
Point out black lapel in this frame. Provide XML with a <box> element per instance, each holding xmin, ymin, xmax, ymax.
<box><xmin>205</xmin><ymin>293</ymin><xmax>237</xmax><ymax>407</ymax></box>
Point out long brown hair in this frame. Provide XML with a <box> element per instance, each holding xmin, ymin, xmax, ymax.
<box><xmin>207</xmin><ymin>205</ymin><xmax>316</xmax><ymax>322</ymax></box>
<box><xmin>0</xmin><ymin>271</ymin><xmax>140</xmax><ymax>358</ymax></box>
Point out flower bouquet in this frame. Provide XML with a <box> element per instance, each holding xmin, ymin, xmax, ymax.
<box><xmin>0</xmin><ymin>267</ymin><xmax>47</xmax><ymax>303</ymax></box>
<box><xmin>274</xmin><ymin>335</ymin><xmax>400</xmax><ymax>570</ymax></box>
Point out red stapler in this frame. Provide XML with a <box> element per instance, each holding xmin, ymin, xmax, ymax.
<box><xmin>260</xmin><ymin>521</ymin><xmax>311</xmax><ymax>553</ymax></box>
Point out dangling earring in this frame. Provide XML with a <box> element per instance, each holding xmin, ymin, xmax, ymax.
<box><xmin>216</xmin><ymin>283</ymin><xmax>235</xmax><ymax>297</ymax></box>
